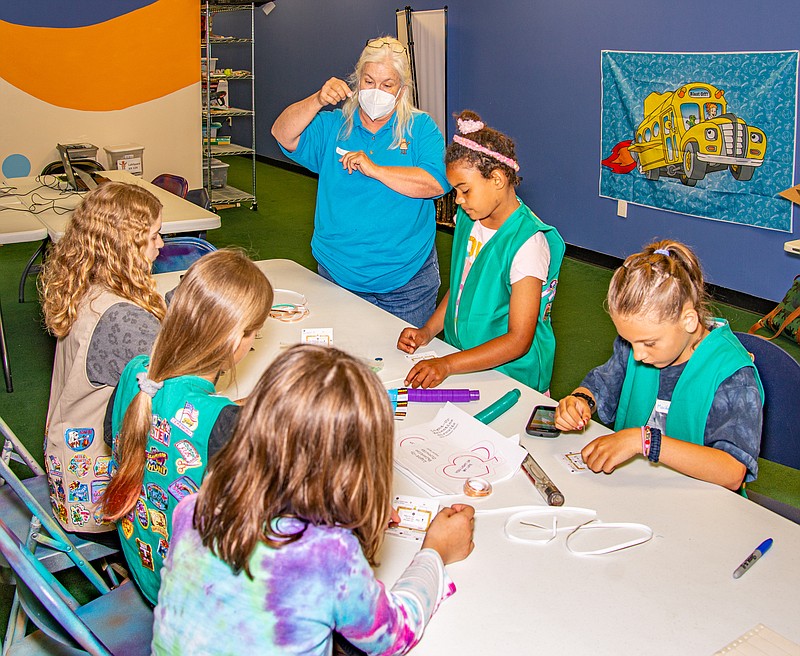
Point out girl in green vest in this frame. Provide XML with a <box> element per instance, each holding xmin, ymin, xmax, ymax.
<box><xmin>554</xmin><ymin>240</ymin><xmax>763</xmax><ymax>491</ymax></box>
<box><xmin>397</xmin><ymin>110</ymin><xmax>565</xmax><ymax>392</ymax></box>
<box><xmin>100</xmin><ymin>248</ymin><xmax>273</xmax><ymax>604</ymax></box>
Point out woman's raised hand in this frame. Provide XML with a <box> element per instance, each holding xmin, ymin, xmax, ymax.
<box><xmin>317</xmin><ymin>77</ymin><xmax>352</xmax><ymax>107</ymax></box>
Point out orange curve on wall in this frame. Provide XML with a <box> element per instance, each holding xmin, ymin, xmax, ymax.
<box><xmin>0</xmin><ymin>0</ymin><xmax>199</xmax><ymax>111</ymax></box>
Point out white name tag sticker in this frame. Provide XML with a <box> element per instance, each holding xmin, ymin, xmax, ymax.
<box><xmin>654</xmin><ymin>399</ymin><xmax>671</xmax><ymax>414</ymax></box>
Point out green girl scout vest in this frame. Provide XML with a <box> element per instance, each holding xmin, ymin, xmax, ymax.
<box><xmin>444</xmin><ymin>203</ymin><xmax>565</xmax><ymax>392</ymax></box>
<box><xmin>615</xmin><ymin>320</ymin><xmax>764</xmax><ymax>444</ymax></box>
<box><xmin>111</xmin><ymin>354</ymin><xmax>234</xmax><ymax>604</ymax></box>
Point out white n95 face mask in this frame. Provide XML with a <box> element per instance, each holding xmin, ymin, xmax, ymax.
<box><xmin>358</xmin><ymin>88</ymin><xmax>399</xmax><ymax>121</ymax></box>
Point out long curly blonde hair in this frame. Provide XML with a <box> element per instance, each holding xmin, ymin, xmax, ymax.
<box><xmin>39</xmin><ymin>182</ymin><xmax>167</xmax><ymax>338</ymax></box>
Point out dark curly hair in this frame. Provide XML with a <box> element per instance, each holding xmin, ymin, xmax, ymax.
<box><xmin>445</xmin><ymin>110</ymin><xmax>521</xmax><ymax>186</ymax></box>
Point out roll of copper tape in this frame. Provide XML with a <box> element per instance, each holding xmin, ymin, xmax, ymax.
<box><xmin>464</xmin><ymin>477</ymin><xmax>493</xmax><ymax>497</ymax></box>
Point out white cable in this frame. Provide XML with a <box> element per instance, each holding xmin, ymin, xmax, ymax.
<box><xmin>473</xmin><ymin>505</ymin><xmax>653</xmax><ymax>554</ymax></box>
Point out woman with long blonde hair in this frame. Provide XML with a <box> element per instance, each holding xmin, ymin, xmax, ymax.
<box><xmin>101</xmin><ymin>248</ymin><xmax>272</xmax><ymax>605</ymax></box>
<box><xmin>151</xmin><ymin>344</ymin><xmax>474</xmax><ymax>655</ymax></box>
<box><xmin>40</xmin><ymin>181</ymin><xmax>165</xmax><ymax>536</ymax></box>
<box><xmin>271</xmin><ymin>36</ymin><xmax>448</xmax><ymax>327</ymax></box>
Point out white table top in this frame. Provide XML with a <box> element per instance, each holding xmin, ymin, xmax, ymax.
<box><xmin>0</xmin><ymin>182</ymin><xmax>48</xmax><ymax>245</ymax></box>
<box><xmin>0</xmin><ymin>170</ymin><xmax>220</xmax><ymax>243</ymax></box>
<box><xmin>155</xmin><ymin>259</ymin><xmax>800</xmax><ymax>655</ymax></box>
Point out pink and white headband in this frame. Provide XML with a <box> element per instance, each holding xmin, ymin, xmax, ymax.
<box><xmin>453</xmin><ymin>117</ymin><xmax>520</xmax><ymax>172</ymax></box>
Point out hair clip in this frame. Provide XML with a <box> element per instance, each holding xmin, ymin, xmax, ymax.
<box><xmin>457</xmin><ymin>118</ymin><xmax>484</xmax><ymax>134</ymax></box>
<box><xmin>654</xmin><ymin>248</ymin><xmax>670</xmax><ymax>256</ymax></box>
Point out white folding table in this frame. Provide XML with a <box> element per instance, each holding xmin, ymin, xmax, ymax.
<box><xmin>154</xmin><ymin>258</ymin><xmax>800</xmax><ymax>655</ymax></box>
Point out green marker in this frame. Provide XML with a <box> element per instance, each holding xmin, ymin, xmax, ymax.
<box><xmin>474</xmin><ymin>389</ymin><xmax>521</xmax><ymax>424</ymax></box>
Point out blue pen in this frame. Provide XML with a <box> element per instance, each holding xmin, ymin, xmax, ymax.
<box><xmin>732</xmin><ymin>538</ymin><xmax>773</xmax><ymax>579</ymax></box>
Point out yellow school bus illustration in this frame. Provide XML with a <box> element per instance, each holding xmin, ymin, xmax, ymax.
<box><xmin>627</xmin><ymin>82</ymin><xmax>767</xmax><ymax>186</ymax></box>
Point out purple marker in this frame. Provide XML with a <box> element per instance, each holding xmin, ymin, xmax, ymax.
<box><xmin>388</xmin><ymin>388</ymin><xmax>480</xmax><ymax>403</ymax></box>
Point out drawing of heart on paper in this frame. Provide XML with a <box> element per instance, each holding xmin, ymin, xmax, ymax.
<box><xmin>441</xmin><ymin>441</ymin><xmax>502</xmax><ymax>480</ymax></box>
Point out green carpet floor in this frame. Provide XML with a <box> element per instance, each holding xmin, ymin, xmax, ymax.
<box><xmin>0</xmin><ymin>157</ymin><xmax>797</xmax><ymax>638</ymax></box>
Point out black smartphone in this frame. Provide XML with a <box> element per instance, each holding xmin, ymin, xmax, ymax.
<box><xmin>525</xmin><ymin>405</ymin><xmax>561</xmax><ymax>437</ymax></box>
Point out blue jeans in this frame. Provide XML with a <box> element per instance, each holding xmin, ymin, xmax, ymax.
<box><xmin>317</xmin><ymin>245</ymin><xmax>440</xmax><ymax>327</ymax></box>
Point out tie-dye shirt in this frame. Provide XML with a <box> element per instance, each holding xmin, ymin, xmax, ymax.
<box><xmin>151</xmin><ymin>495</ymin><xmax>455</xmax><ymax>655</ymax></box>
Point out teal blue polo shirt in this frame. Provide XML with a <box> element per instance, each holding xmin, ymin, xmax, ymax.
<box><xmin>280</xmin><ymin>109</ymin><xmax>448</xmax><ymax>293</ymax></box>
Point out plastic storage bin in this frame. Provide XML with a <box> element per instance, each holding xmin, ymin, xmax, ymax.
<box><xmin>104</xmin><ymin>143</ymin><xmax>144</xmax><ymax>176</ymax></box>
<box><xmin>201</xmin><ymin>57</ymin><xmax>218</xmax><ymax>74</ymax></box>
<box><xmin>203</xmin><ymin>158</ymin><xmax>229</xmax><ymax>189</ymax></box>
<box><xmin>63</xmin><ymin>143</ymin><xmax>98</xmax><ymax>161</ymax></box>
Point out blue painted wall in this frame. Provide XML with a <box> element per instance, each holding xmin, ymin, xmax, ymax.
<box><xmin>245</xmin><ymin>0</ymin><xmax>800</xmax><ymax>302</ymax></box>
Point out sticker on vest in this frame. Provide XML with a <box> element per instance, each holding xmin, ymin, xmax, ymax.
<box><xmin>654</xmin><ymin>399</ymin><xmax>671</xmax><ymax>414</ymax></box>
<box><xmin>92</xmin><ymin>505</ymin><xmax>109</xmax><ymax>526</ymax></box>
<box><xmin>146</xmin><ymin>483</ymin><xmax>169</xmax><ymax>511</ymax></box>
<box><xmin>136</xmin><ymin>498</ymin><xmax>150</xmax><ymax>529</ymax></box>
<box><xmin>65</xmin><ymin>428</ymin><xmax>94</xmax><ymax>451</ymax></box>
<box><xmin>70</xmin><ymin>503</ymin><xmax>90</xmax><ymax>527</ymax></box>
<box><xmin>68</xmin><ymin>481</ymin><xmax>89</xmax><ymax>503</ymax></box>
<box><xmin>170</xmin><ymin>403</ymin><xmax>199</xmax><ymax>437</ymax></box>
<box><xmin>150</xmin><ymin>509</ymin><xmax>168</xmax><ymax>538</ymax></box>
<box><xmin>145</xmin><ymin>447</ymin><xmax>169</xmax><ymax>476</ymax></box>
<box><xmin>157</xmin><ymin>537</ymin><xmax>169</xmax><ymax>560</ymax></box>
<box><xmin>151</xmin><ymin>416</ymin><xmax>171</xmax><ymax>447</ymax></box>
<box><xmin>136</xmin><ymin>538</ymin><xmax>155</xmax><ymax>571</ymax></box>
<box><xmin>167</xmin><ymin>475</ymin><xmax>199</xmax><ymax>502</ymax></box>
<box><xmin>54</xmin><ymin>502</ymin><xmax>67</xmax><ymax>525</ymax></box>
<box><xmin>174</xmin><ymin>440</ymin><xmax>202</xmax><ymax>474</ymax></box>
<box><xmin>49</xmin><ymin>476</ymin><xmax>66</xmax><ymax>503</ymax></box>
<box><xmin>47</xmin><ymin>455</ymin><xmax>62</xmax><ymax>475</ymax></box>
<box><xmin>91</xmin><ymin>479</ymin><xmax>108</xmax><ymax>504</ymax></box>
<box><xmin>68</xmin><ymin>454</ymin><xmax>92</xmax><ymax>478</ymax></box>
<box><xmin>544</xmin><ymin>278</ymin><xmax>558</xmax><ymax>299</ymax></box>
<box><xmin>94</xmin><ymin>456</ymin><xmax>112</xmax><ymax>479</ymax></box>
<box><xmin>120</xmin><ymin>517</ymin><xmax>134</xmax><ymax>540</ymax></box>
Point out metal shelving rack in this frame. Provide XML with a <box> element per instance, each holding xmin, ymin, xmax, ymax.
<box><xmin>202</xmin><ymin>2</ymin><xmax>257</xmax><ymax>210</ymax></box>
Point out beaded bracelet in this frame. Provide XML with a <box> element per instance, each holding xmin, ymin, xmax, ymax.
<box><xmin>648</xmin><ymin>427</ymin><xmax>662</xmax><ymax>463</ymax></box>
<box><xmin>641</xmin><ymin>426</ymin><xmax>651</xmax><ymax>457</ymax></box>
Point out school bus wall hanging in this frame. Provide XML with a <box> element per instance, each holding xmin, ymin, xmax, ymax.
<box><xmin>625</xmin><ymin>82</ymin><xmax>767</xmax><ymax>186</ymax></box>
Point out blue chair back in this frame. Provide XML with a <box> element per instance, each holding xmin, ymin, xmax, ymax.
<box><xmin>735</xmin><ymin>332</ymin><xmax>800</xmax><ymax>469</ymax></box>
<box><xmin>151</xmin><ymin>237</ymin><xmax>217</xmax><ymax>275</ymax></box>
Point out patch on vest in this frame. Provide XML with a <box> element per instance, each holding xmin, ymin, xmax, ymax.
<box><xmin>70</xmin><ymin>503</ymin><xmax>90</xmax><ymax>527</ymax></box>
<box><xmin>136</xmin><ymin>538</ymin><xmax>155</xmax><ymax>571</ymax></box>
<box><xmin>150</xmin><ymin>509</ymin><xmax>168</xmax><ymax>538</ymax></box>
<box><xmin>136</xmin><ymin>498</ymin><xmax>150</xmax><ymax>529</ymax></box>
<box><xmin>167</xmin><ymin>475</ymin><xmax>199</xmax><ymax>502</ymax></box>
<box><xmin>91</xmin><ymin>479</ymin><xmax>108</xmax><ymax>504</ymax></box>
<box><xmin>145</xmin><ymin>447</ymin><xmax>169</xmax><ymax>476</ymax></box>
<box><xmin>68</xmin><ymin>454</ymin><xmax>92</xmax><ymax>478</ymax></box>
<box><xmin>174</xmin><ymin>440</ymin><xmax>202</xmax><ymax>474</ymax></box>
<box><xmin>65</xmin><ymin>427</ymin><xmax>94</xmax><ymax>451</ymax></box>
<box><xmin>94</xmin><ymin>456</ymin><xmax>112</xmax><ymax>478</ymax></box>
<box><xmin>170</xmin><ymin>402</ymin><xmax>199</xmax><ymax>437</ymax></box>
<box><xmin>150</xmin><ymin>416</ymin><xmax>171</xmax><ymax>447</ymax></box>
<box><xmin>146</xmin><ymin>483</ymin><xmax>169</xmax><ymax>511</ymax></box>
<box><xmin>68</xmin><ymin>481</ymin><xmax>89</xmax><ymax>502</ymax></box>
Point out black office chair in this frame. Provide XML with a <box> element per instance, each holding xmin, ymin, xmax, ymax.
<box><xmin>40</xmin><ymin>159</ymin><xmax>105</xmax><ymax>177</ymax></box>
<box><xmin>735</xmin><ymin>332</ymin><xmax>800</xmax><ymax>523</ymax></box>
